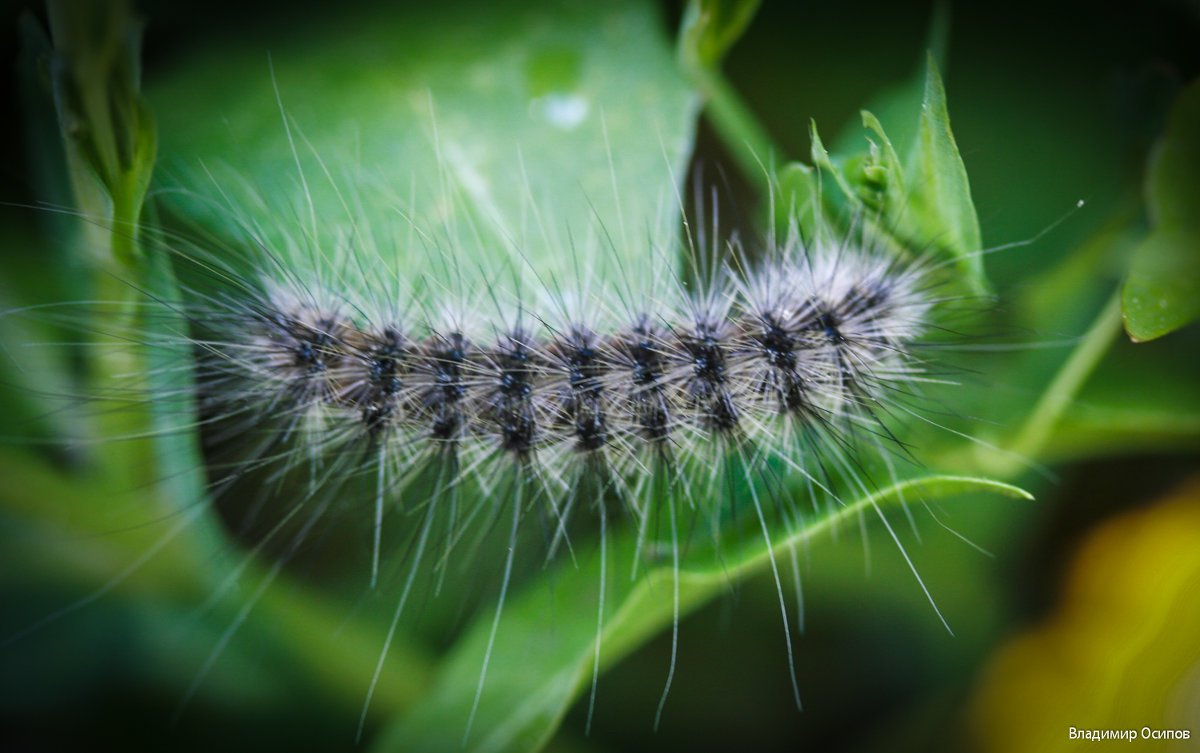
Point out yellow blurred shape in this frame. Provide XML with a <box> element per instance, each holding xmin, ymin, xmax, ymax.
<box><xmin>969</xmin><ymin>476</ymin><xmax>1200</xmax><ymax>751</ymax></box>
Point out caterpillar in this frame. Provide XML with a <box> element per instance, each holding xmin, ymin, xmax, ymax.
<box><xmin>3</xmin><ymin>153</ymin><xmax>989</xmax><ymax>751</ymax></box>
<box><xmin>181</xmin><ymin>197</ymin><xmax>939</xmax><ymax>558</ymax></box>
<box><xmin>99</xmin><ymin>152</ymin><xmax>962</xmax><ymax>737</ymax></box>
<box><xmin>0</xmin><ymin>3</ymin><xmax>1050</xmax><ymax>752</ymax></box>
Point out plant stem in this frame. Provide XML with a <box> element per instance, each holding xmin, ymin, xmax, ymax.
<box><xmin>1006</xmin><ymin>289</ymin><xmax>1125</xmax><ymax>467</ymax></box>
<box><xmin>692</xmin><ymin>64</ymin><xmax>783</xmax><ymax>189</ymax></box>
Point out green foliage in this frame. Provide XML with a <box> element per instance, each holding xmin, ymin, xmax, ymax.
<box><xmin>1122</xmin><ymin>77</ymin><xmax>1200</xmax><ymax>342</ymax></box>
<box><xmin>35</xmin><ymin>0</ymin><xmax>157</xmax><ymax>269</ymax></box>
<box><xmin>377</xmin><ymin>477</ymin><xmax>1028</xmax><ymax>753</ymax></box>
<box><xmin>678</xmin><ymin>0</ymin><xmax>763</xmax><ymax>70</ymax></box>
<box><xmin>802</xmin><ymin>55</ymin><xmax>986</xmax><ymax>293</ymax></box>
<box><xmin>148</xmin><ymin>0</ymin><xmax>695</xmax><ymax>293</ymax></box>
<box><xmin>3</xmin><ymin>2</ymin><xmax>1198</xmax><ymax>752</ymax></box>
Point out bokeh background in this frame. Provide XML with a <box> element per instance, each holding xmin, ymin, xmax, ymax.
<box><xmin>2</xmin><ymin>1</ymin><xmax>1199</xmax><ymax>751</ymax></box>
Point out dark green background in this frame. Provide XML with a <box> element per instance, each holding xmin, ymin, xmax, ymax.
<box><xmin>2</xmin><ymin>1</ymin><xmax>1198</xmax><ymax>751</ymax></box>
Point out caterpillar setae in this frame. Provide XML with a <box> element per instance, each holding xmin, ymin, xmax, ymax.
<box><xmin>0</xmin><ymin>3</ymin><xmax>1062</xmax><ymax>751</ymax></box>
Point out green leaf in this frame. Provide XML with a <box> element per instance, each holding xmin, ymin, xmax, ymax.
<box><xmin>1122</xmin><ymin>77</ymin><xmax>1200</xmax><ymax>342</ymax></box>
<box><xmin>149</xmin><ymin>0</ymin><xmax>697</xmax><ymax>294</ymax></box>
<box><xmin>821</xmin><ymin>52</ymin><xmax>986</xmax><ymax>290</ymax></box>
<box><xmin>809</xmin><ymin>119</ymin><xmax>857</xmax><ymax>205</ymax></box>
<box><xmin>140</xmin><ymin>0</ymin><xmax>698</xmax><ymax>592</ymax></box>
<box><xmin>18</xmin><ymin>0</ymin><xmax>202</xmax><ymax>585</ymax></box>
<box><xmin>375</xmin><ymin>475</ymin><xmax>1029</xmax><ymax>753</ymax></box>
<box><xmin>5</xmin><ymin>0</ymin><xmax>701</xmax><ymax>744</ymax></box>
<box><xmin>770</xmin><ymin>161</ymin><xmax>819</xmax><ymax>240</ymax></box>
<box><xmin>140</xmin><ymin>0</ymin><xmax>701</xmax><ymax>738</ymax></box>
<box><xmin>43</xmin><ymin>0</ymin><xmax>157</xmax><ymax>269</ymax></box>
<box><xmin>905</xmin><ymin>53</ymin><xmax>985</xmax><ymax>292</ymax></box>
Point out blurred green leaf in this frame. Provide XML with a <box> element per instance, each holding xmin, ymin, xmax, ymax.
<box><xmin>1044</xmin><ymin>325</ymin><xmax>1200</xmax><ymax>461</ymax></box>
<box><xmin>1122</xmin><ymin>77</ymin><xmax>1200</xmax><ymax>342</ymax></box>
<box><xmin>376</xmin><ymin>475</ymin><xmax>1028</xmax><ymax>753</ymax></box>
<box><xmin>6</xmin><ymin>0</ymin><xmax>701</xmax><ymax>746</ymax></box>
<box><xmin>0</xmin><ymin>441</ymin><xmax>429</xmax><ymax>724</ymax></box>
<box><xmin>9</xmin><ymin>2</ymin><xmax>1195</xmax><ymax>751</ymax></box>
<box><xmin>149</xmin><ymin>0</ymin><xmax>696</xmax><ymax>292</ymax></box>
<box><xmin>678</xmin><ymin>0</ymin><xmax>763</xmax><ymax>69</ymax></box>
<box><xmin>43</xmin><ymin>0</ymin><xmax>157</xmax><ymax>268</ymax></box>
<box><xmin>140</xmin><ymin>232</ymin><xmax>228</xmax><ymax>552</ymax></box>
<box><xmin>18</xmin><ymin>0</ymin><xmax>215</xmax><ymax>603</ymax></box>
<box><xmin>142</xmin><ymin>0</ymin><xmax>702</xmax><ymax>743</ymax></box>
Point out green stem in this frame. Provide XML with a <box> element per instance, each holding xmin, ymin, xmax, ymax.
<box><xmin>691</xmin><ymin>64</ymin><xmax>783</xmax><ymax>189</ymax></box>
<box><xmin>1005</xmin><ymin>289</ymin><xmax>1124</xmax><ymax>466</ymax></box>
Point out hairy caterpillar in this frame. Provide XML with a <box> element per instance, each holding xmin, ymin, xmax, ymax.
<box><xmin>0</xmin><ymin>3</ymin><xmax>1073</xmax><ymax>752</ymax></box>
<box><xmin>17</xmin><ymin>150</ymin><xmax>967</xmax><ymax>731</ymax></box>
<box><xmin>3</xmin><ymin>153</ymin><xmax>1010</xmax><ymax>753</ymax></box>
